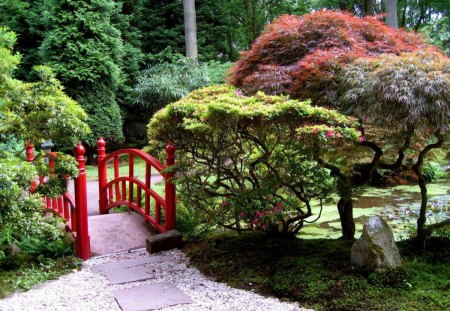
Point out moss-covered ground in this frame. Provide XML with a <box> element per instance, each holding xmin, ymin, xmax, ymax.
<box><xmin>183</xmin><ymin>233</ymin><xmax>450</xmax><ymax>311</ymax></box>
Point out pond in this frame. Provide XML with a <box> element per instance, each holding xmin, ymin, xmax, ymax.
<box><xmin>300</xmin><ymin>180</ymin><xmax>450</xmax><ymax>240</ymax></box>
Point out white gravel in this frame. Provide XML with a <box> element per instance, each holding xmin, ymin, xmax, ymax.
<box><xmin>0</xmin><ymin>249</ymin><xmax>310</xmax><ymax>311</ymax></box>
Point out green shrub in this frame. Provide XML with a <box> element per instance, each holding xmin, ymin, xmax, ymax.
<box><xmin>134</xmin><ymin>56</ymin><xmax>232</xmax><ymax>113</ymax></box>
<box><xmin>148</xmin><ymin>85</ymin><xmax>360</xmax><ymax>235</ymax></box>
<box><xmin>176</xmin><ymin>203</ymin><xmax>214</xmax><ymax>241</ymax></box>
<box><xmin>0</xmin><ymin>156</ymin><xmax>73</xmax><ymax>266</ymax></box>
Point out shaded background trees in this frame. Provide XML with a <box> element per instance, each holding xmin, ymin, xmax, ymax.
<box><xmin>0</xmin><ymin>0</ymin><xmax>448</xmax><ymax>147</ymax></box>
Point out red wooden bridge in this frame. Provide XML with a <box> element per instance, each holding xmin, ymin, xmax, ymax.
<box><xmin>27</xmin><ymin>138</ymin><xmax>176</xmax><ymax>260</ymax></box>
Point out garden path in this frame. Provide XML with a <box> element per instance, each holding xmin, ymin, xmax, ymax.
<box><xmin>0</xmin><ymin>249</ymin><xmax>308</xmax><ymax>311</ymax></box>
<box><xmin>21</xmin><ymin>179</ymin><xmax>309</xmax><ymax>310</ymax></box>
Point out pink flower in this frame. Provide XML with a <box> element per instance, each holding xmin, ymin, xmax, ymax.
<box><xmin>239</xmin><ymin>212</ymin><xmax>246</xmax><ymax>218</ymax></box>
<box><xmin>221</xmin><ymin>201</ymin><xmax>228</xmax><ymax>207</ymax></box>
<box><xmin>261</xmin><ymin>224</ymin><xmax>267</xmax><ymax>231</ymax></box>
<box><xmin>312</xmin><ymin>127</ymin><xmax>319</xmax><ymax>134</ymax></box>
<box><xmin>274</xmin><ymin>203</ymin><xmax>282</xmax><ymax>213</ymax></box>
<box><xmin>325</xmin><ymin>130</ymin><xmax>334</xmax><ymax>138</ymax></box>
<box><xmin>255</xmin><ymin>210</ymin><xmax>263</xmax><ymax>218</ymax></box>
<box><xmin>358</xmin><ymin>136</ymin><xmax>365</xmax><ymax>143</ymax></box>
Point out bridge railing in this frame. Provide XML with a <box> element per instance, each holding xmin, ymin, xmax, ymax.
<box><xmin>26</xmin><ymin>142</ymin><xmax>90</xmax><ymax>260</ymax></box>
<box><xmin>97</xmin><ymin>138</ymin><xmax>176</xmax><ymax>233</ymax></box>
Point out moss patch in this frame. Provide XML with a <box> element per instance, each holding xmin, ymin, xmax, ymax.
<box><xmin>183</xmin><ymin>234</ymin><xmax>450</xmax><ymax>311</ymax></box>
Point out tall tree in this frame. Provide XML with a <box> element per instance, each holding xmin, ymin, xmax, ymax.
<box><xmin>112</xmin><ymin>0</ymin><xmax>145</xmax><ymax>111</ymax></box>
<box><xmin>140</xmin><ymin>0</ymin><xmax>235</xmax><ymax>61</ymax></box>
<box><xmin>183</xmin><ymin>0</ymin><xmax>198</xmax><ymax>58</ymax></box>
<box><xmin>384</xmin><ymin>0</ymin><xmax>399</xmax><ymax>28</ymax></box>
<box><xmin>39</xmin><ymin>0</ymin><xmax>124</xmax><ymax>155</ymax></box>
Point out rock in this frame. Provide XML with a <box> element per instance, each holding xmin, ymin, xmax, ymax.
<box><xmin>7</xmin><ymin>243</ymin><xmax>22</xmax><ymax>256</ymax></box>
<box><xmin>146</xmin><ymin>230</ymin><xmax>183</xmax><ymax>254</ymax></box>
<box><xmin>351</xmin><ymin>216</ymin><xmax>401</xmax><ymax>271</ymax></box>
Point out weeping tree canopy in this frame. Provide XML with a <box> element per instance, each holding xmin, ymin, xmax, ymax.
<box><xmin>339</xmin><ymin>50</ymin><xmax>450</xmax><ymax>245</ymax></box>
<box><xmin>339</xmin><ymin>51</ymin><xmax>450</xmax><ymax>132</ymax></box>
<box><xmin>228</xmin><ymin>10</ymin><xmax>438</xmax><ymax>106</ymax></box>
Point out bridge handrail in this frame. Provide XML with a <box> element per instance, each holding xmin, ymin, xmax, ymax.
<box><xmin>101</xmin><ymin>148</ymin><xmax>166</xmax><ymax>174</ymax></box>
<box><xmin>97</xmin><ymin>138</ymin><xmax>176</xmax><ymax>232</ymax></box>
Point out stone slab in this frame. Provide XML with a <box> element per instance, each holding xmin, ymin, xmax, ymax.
<box><xmin>88</xmin><ymin>213</ymin><xmax>154</xmax><ymax>256</ymax></box>
<box><xmin>91</xmin><ymin>256</ymin><xmax>178</xmax><ymax>273</ymax></box>
<box><xmin>103</xmin><ymin>266</ymin><xmax>154</xmax><ymax>285</ymax></box>
<box><xmin>146</xmin><ymin>230</ymin><xmax>182</xmax><ymax>254</ymax></box>
<box><xmin>113</xmin><ymin>282</ymin><xmax>193</xmax><ymax>311</ymax></box>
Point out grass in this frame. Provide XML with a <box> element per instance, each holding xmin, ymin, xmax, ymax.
<box><xmin>85</xmin><ymin>157</ymin><xmax>156</xmax><ymax>181</ymax></box>
<box><xmin>183</xmin><ymin>233</ymin><xmax>450</xmax><ymax>311</ymax></box>
<box><xmin>0</xmin><ymin>255</ymin><xmax>81</xmax><ymax>298</ymax></box>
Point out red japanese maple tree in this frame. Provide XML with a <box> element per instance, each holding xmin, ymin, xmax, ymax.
<box><xmin>228</xmin><ymin>10</ymin><xmax>438</xmax><ymax>106</ymax></box>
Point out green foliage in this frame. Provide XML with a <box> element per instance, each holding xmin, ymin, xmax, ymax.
<box><xmin>0</xmin><ymin>0</ymin><xmax>45</xmax><ymax>80</ymax></box>
<box><xmin>134</xmin><ymin>57</ymin><xmax>231</xmax><ymax>113</ymax></box>
<box><xmin>39</xmin><ymin>0</ymin><xmax>125</xmax><ymax>146</ymax></box>
<box><xmin>77</xmin><ymin>85</ymin><xmax>124</xmax><ymax>146</ymax></box>
<box><xmin>175</xmin><ymin>203</ymin><xmax>214</xmax><ymax>241</ymax></box>
<box><xmin>0</xmin><ymin>27</ymin><xmax>90</xmax><ymax>147</ymax></box>
<box><xmin>149</xmin><ymin>85</ymin><xmax>360</xmax><ymax>234</ymax></box>
<box><xmin>421</xmin><ymin>16</ymin><xmax>450</xmax><ymax>57</ymax></box>
<box><xmin>0</xmin><ymin>156</ymin><xmax>72</xmax><ymax>261</ymax></box>
<box><xmin>112</xmin><ymin>0</ymin><xmax>145</xmax><ymax>106</ymax></box>
<box><xmin>0</xmin><ymin>28</ymin><xmax>77</xmax><ymax>270</ymax></box>
<box><xmin>140</xmin><ymin>0</ymin><xmax>235</xmax><ymax>61</ymax></box>
<box><xmin>33</xmin><ymin>152</ymin><xmax>78</xmax><ymax>198</ymax></box>
<box><xmin>0</xmin><ymin>256</ymin><xmax>81</xmax><ymax>297</ymax></box>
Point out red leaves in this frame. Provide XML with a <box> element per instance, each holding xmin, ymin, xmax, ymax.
<box><xmin>228</xmin><ymin>11</ymin><xmax>437</xmax><ymax>105</ymax></box>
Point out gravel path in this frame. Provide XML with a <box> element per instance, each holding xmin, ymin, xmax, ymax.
<box><xmin>0</xmin><ymin>249</ymin><xmax>310</xmax><ymax>311</ymax></box>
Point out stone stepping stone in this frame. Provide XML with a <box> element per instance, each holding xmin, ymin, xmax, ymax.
<box><xmin>91</xmin><ymin>256</ymin><xmax>178</xmax><ymax>274</ymax></box>
<box><xmin>113</xmin><ymin>282</ymin><xmax>193</xmax><ymax>311</ymax></box>
<box><xmin>103</xmin><ymin>266</ymin><xmax>154</xmax><ymax>285</ymax></box>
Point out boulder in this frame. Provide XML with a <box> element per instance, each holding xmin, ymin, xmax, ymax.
<box><xmin>351</xmin><ymin>216</ymin><xmax>401</xmax><ymax>271</ymax></box>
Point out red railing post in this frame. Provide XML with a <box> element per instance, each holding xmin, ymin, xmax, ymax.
<box><xmin>97</xmin><ymin>138</ymin><xmax>107</xmax><ymax>214</ymax></box>
<box><xmin>165</xmin><ymin>142</ymin><xmax>176</xmax><ymax>230</ymax></box>
<box><xmin>26</xmin><ymin>142</ymin><xmax>34</xmax><ymax>162</ymax></box>
<box><xmin>74</xmin><ymin>143</ymin><xmax>90</xmax><ymax>260</ymax></box>
<box><xmin>26</xmin><ymin>142</ymin><xmax>38</xmax><ymax>192</ymax></box>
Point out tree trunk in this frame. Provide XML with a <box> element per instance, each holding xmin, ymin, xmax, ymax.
<box><xmin>399</xmin><ymin>0</ymin><xmax>407</xmax><ymax>28</ymax></box>
<box><xmin>338</xmin><ymin>1</ymin><xmax>348</xmax><ymax>11</ymax></box>
<box><xmin>384</xmin><ymin>0</ymin><xmax>398</xmax><ymax>28</ymax></box>
<box><xmin>364</xmin><ymin>0</ymin><xmax>375</xmax><ymax>15</ymax></box>
<box><xmin>413</xmin><ymin>166</ymin><xmax>428</xmax><ymax>249</ymax></box>
<box><xmin>338</xmin><ymin>198</ymin><xmax>356</xmax><ymax>240</ymax></box>
<box><xmin>183</xmin><ymin>0</ymin><xmax>198</xmax><ymax>59</ymax></box>
<box><xmin>411</xmin><ymin>132</ymin><xmax>445</xmax><ymax>249</ymax></box>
